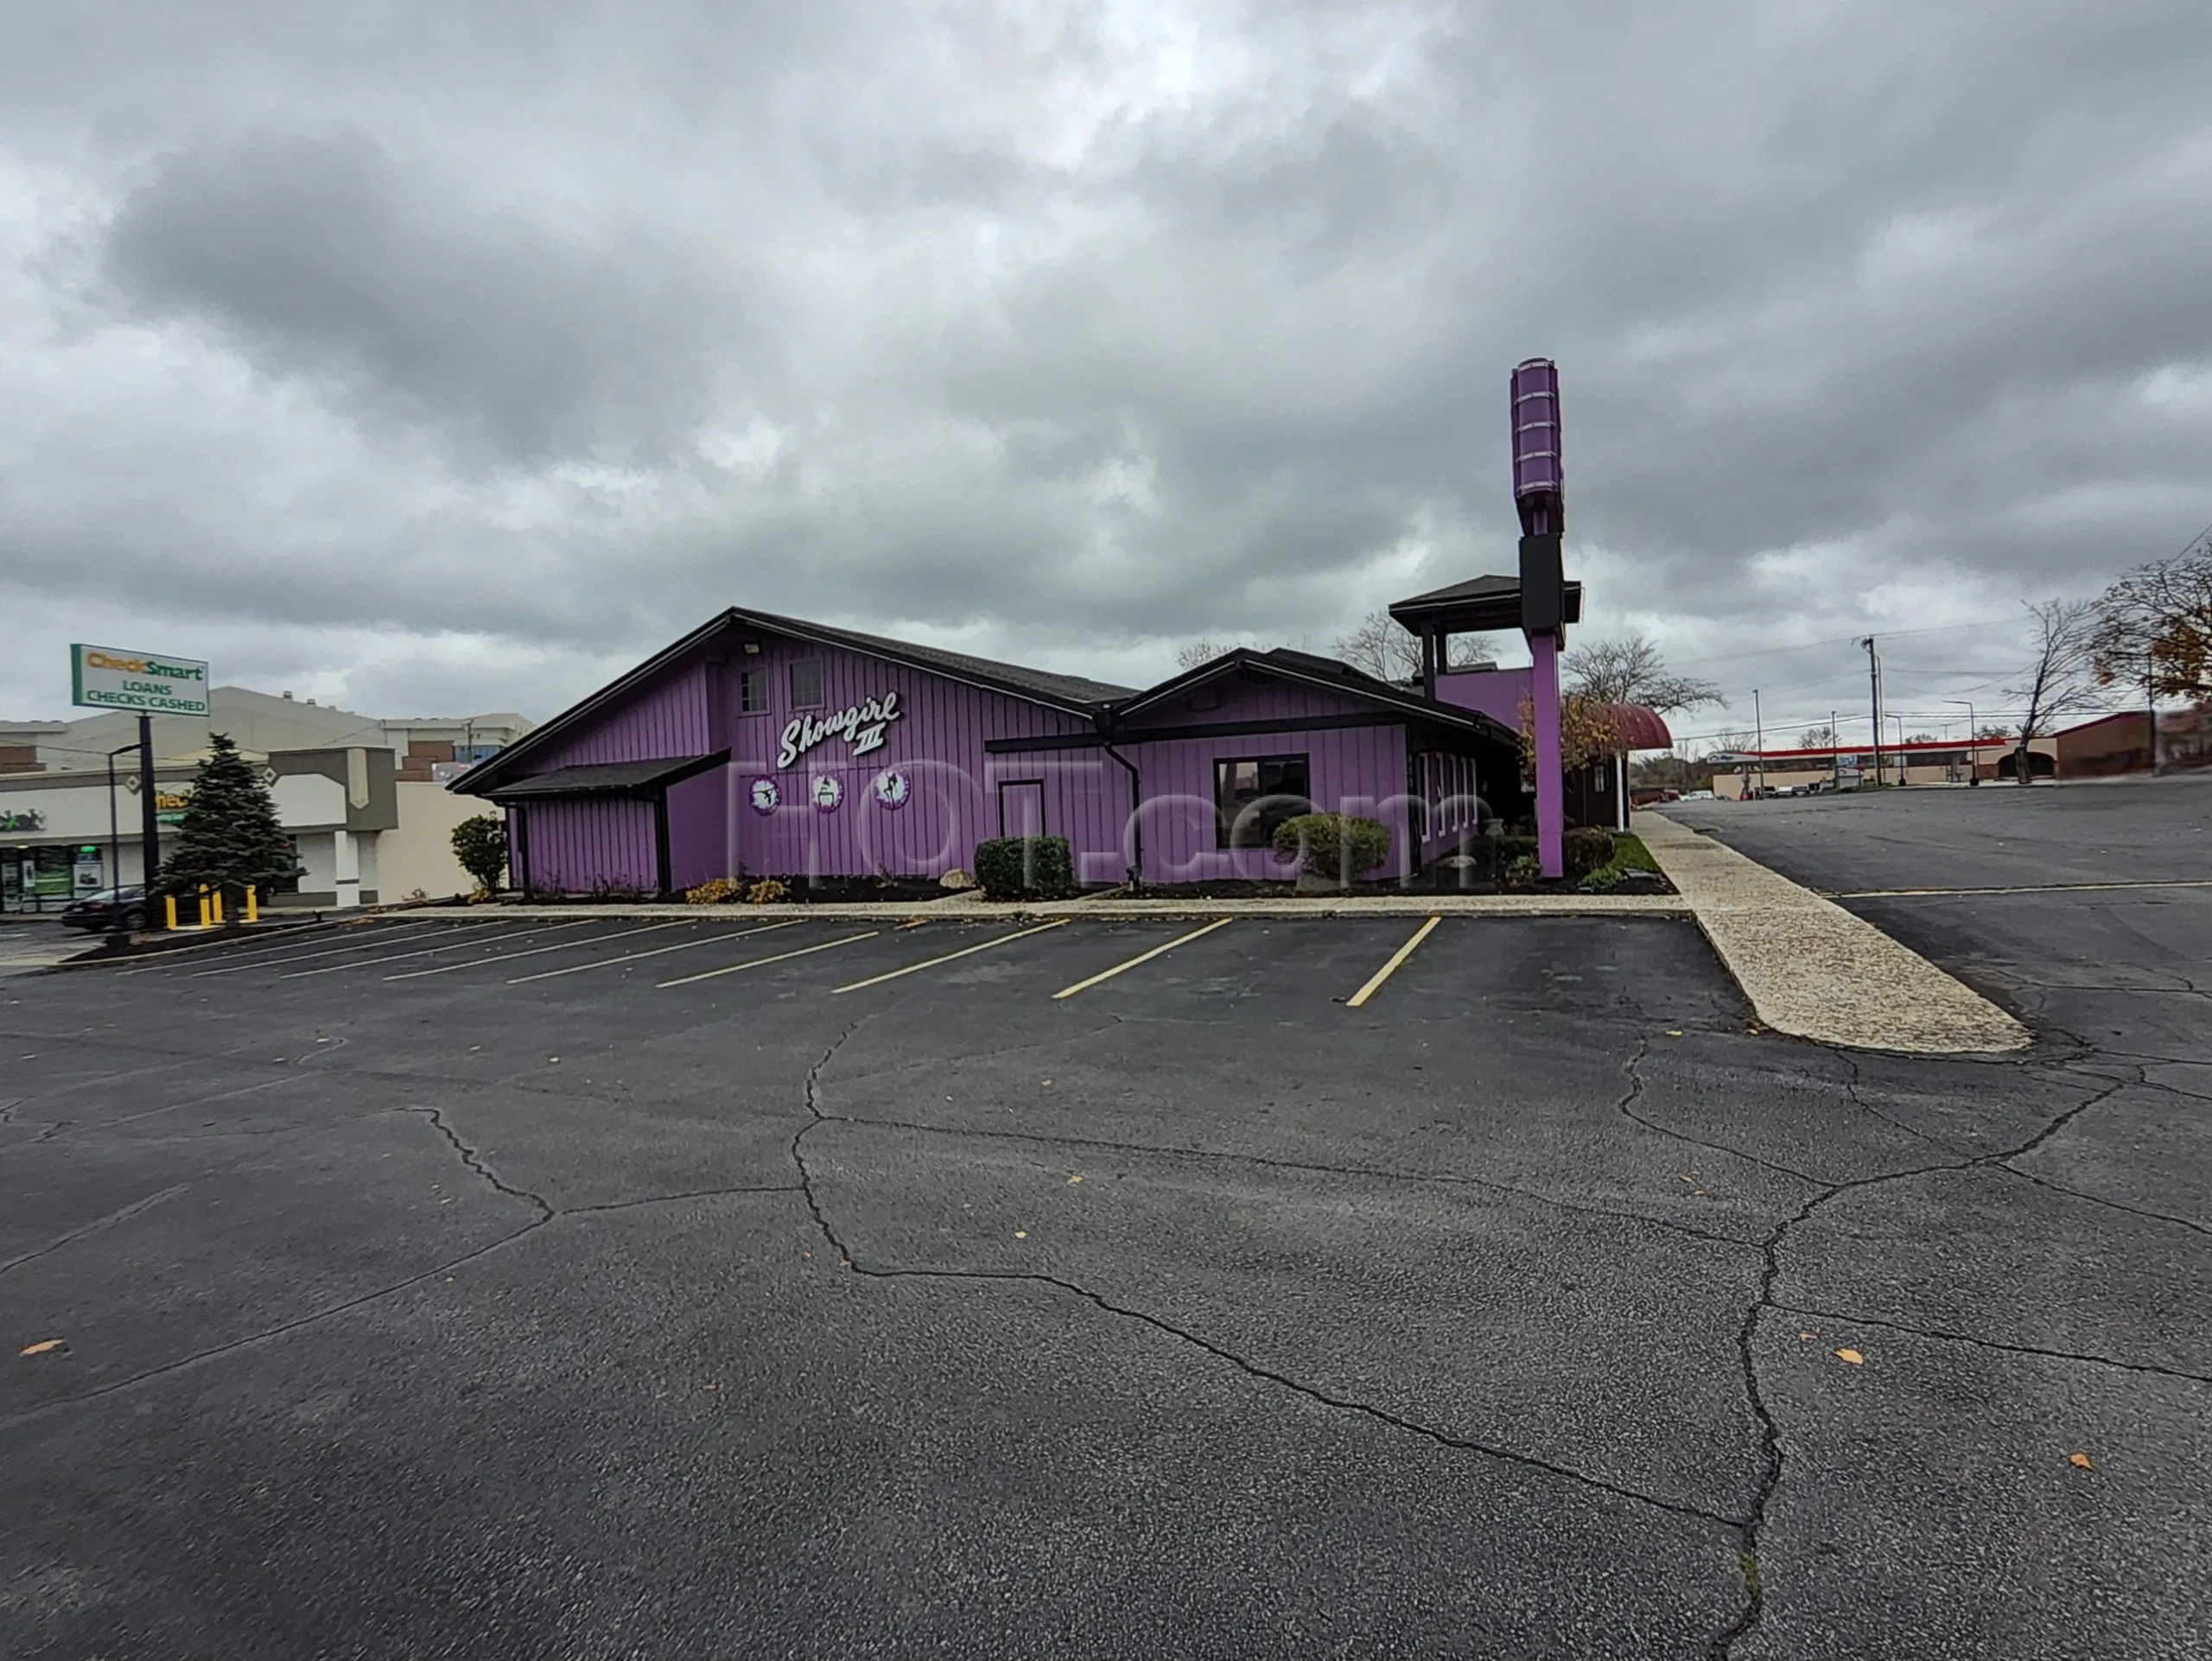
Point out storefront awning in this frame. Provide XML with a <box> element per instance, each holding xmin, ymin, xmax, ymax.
<box><xmin>483</xmin><ymin>752</ymin><xmax>728</xmax><ymax>802</ymax></box>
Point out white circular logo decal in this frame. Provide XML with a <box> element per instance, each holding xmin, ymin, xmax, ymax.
<box><xmin>748</xmin><ymin>777</ymin><xmax>780</xmax><ymax>814</ymax></box>
<box><xmin>874</xmin><ymin>769</ymin><xmax>911</xmax><ymax>809</ymax></box>
<box><xmin>811</xmin><ymin>775</ymin><xmax>844</xmax><ymax>811</ymax></box>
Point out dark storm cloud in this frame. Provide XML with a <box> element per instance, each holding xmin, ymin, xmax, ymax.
<box><xmin>3</xmin><ymin>0</ymin><xmax>2209</xmax><ymax>732</ymax></box>
<box><xmin>101</xmin><ymin>130</ymin><xmax>750</xmax><ymax>461</ymax></box>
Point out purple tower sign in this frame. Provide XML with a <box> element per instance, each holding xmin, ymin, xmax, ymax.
<box><xmin>1510</xmin><ymin>355</ymin><xmax>1567</xmax><ymax>880</ymax></box>
<box><xmin>1510</xmin><ymin>357</ymin><xmax>1564</xmax><ymax>538</ymax></box>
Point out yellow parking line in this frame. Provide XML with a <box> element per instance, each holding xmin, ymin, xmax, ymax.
<box><xmin>832</xmin><ymin>920</ymin><xmax>1069</xmax><ymax>994</ymax></box>
<box><xmin>1345</xmin><ymin>915</ymin><xmax>1441</xmax><ymax>1009</ymax></box>
<box><xmin>508</xmin><ymin>919</ymin><xmax>797</xmax><ymax>983</ymax></box>
<box><xmin>1050</xmin><ymin>917</ymin><xmax>1233</xmax><ymax>1000</ymax></box>
<box><xmin>657</xmin><ymin>930</ymin><xmax>880</xmax><ymax>989</ymax></box>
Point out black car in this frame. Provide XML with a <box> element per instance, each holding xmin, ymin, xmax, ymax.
<box><xmin>59</xmin><ymin>885</ymin><xmax>149</xmax><ymax>931</ymax></box>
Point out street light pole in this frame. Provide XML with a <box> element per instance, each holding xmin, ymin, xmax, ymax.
<box><xmin>1944</xmin><ymin>699</ymin><xmax>1975</xmax><ymax>783</ymax></box>
<box><xmin>105</xmin><ymin>740</ymin><xmax>139</xmax><ymax>932</ymax></box>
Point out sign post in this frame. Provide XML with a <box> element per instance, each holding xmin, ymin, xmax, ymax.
<box><xmin>70</xmin><ymin>645</ymin><xmax>208</xmax><ymax>901</ymax></box>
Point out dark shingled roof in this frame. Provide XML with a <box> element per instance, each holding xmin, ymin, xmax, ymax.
<box><xmin>741</xmin><ymin>609</ymin><xmax>1136</xmax><ymax>705</ymax></box>
<box><xmin>481</xmin><ymin>754</ymin><xmax>726</xmax><ymax>800</ymax></box>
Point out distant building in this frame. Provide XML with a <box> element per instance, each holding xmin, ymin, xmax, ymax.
<box><xmin>0</xmin><ymin>689</ymin><xmax>534</xmax><ymax>913</ymax></box>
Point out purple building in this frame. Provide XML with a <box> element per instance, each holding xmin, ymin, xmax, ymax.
<box><xmin>454</xmin><ymin>601</ymin><xmax>1535</xmax><ymax>893</ymax></box>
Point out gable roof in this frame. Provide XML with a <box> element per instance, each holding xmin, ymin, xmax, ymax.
<box><xmin>453</xmin><ymin>607</ymin><xmax>1134</xmax><ymax>795</ymax></box>
<box><xmin>1389</xmin><ymin>572</ymin><xmax>1584</xmax><ymax>633</ymax></box>
<box><xmin>1113</xmin><ymin>646</ymin><xmax>1520</xmax><ymax>746</ymax></box>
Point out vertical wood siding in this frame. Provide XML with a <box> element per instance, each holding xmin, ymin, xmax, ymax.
<box><xmin>710</xmin><ymin>634</ymin><xmax>1118</xmax><ymax>883</ymax></box>
<box><xmin>528</xmin><ymin>664</ymin><xmax>712</xmax><ymax>769</ymax></box>
<box><xmin>523</xmin><ymin>799</ymin><xmax>657</xmax><ymax>892</ymax></box>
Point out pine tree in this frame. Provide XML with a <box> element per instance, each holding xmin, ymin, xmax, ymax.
<box><xmin>154</xmin><ymin>733</ymin><xmax>302</xmax><ymax>906</ymax></box>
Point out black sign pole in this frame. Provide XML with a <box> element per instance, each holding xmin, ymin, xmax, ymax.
<box><xmin>137</xmin><ymin>713</ymin><xmax>161</xmax><ymax>897</ymax></box>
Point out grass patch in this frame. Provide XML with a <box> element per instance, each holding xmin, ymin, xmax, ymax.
<box><xmin>1609</xmin><ymin>833</ymin><xmax>1660</xmax><ymax>874</ymax></box>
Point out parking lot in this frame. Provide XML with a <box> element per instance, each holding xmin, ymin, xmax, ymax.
<box><xmin>3</xmin><ymin>886</ymin><xmax>2204</xmax><ymax>1658</ymax></box>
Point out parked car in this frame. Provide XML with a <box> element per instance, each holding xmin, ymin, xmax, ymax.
<box><xmin>1679</xmin><ymin>789</ymin><xmax>1716</xmax><ymax>801</ymax></box>
<box><xmin>59</xmin><ymin>885</ymin><xmax>148</xmax><ymax>931</ymax></box>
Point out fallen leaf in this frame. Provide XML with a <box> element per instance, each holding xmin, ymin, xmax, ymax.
<box><xmin>1013</xmin><ymin>1230</ymin><xmax>1028</xmax><ymax>1239</ymax></box>
<box><xmin>1679</xmin><ymin>1174</ymin><xmax>1697</xmax><ymax>1185</ymax></box>
<box><xmin>19</xmin><ymin>1340</ymin><xmax>66</xmax><ymax>1356</ymax></box>
<box><xmin>1797</xmin><ymin>1330</ymin><xmax>1818</xmax><ymax>1340</ymax></box>
<box><xmin>314</xmin><ymin>1036</ymin><xmax>330</xmax><ymax>1044</ymax></box>
<box><xmin>1665</xmin><ymin>1029</ymin><xmax>1683</xmax><ymax>1038</ymax></box>
<box><xmin>1041</xmin><ymin>1079</ymin><xmax>1053</xmax><ymax>1088</ymax></box>
<box><xmin>2069</xmin><ymin>1452</ymin><xmax>2094</xmax><ymax>1470</ymax></box>
<box><xmin>1066</xmin><ymin>1174</ymin><xmax>1084</xmax><ymax>1185</ymax></box>
<box><xmin>1834</xmin><ymin>1347</ymin><xmax>1865</xmax><ymax>1365</ymax></box>
<box><xmin>547</xmin><ymin>1057</ymin><xmax>560</xmax><ymax>1064</ymax></box>
<box><xmin>439</xmin><ymin>1196</ymin><xmax>454</xmax><ymax>1206</ymax></box>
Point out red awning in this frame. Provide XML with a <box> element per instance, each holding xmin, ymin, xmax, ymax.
<box><xmin>1608</xmin><ymin>704</ymin><xmax>1672</xmax><ymax>750</ymax></box>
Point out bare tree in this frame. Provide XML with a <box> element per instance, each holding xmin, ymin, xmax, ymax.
<box><xmin>1175</xmin><ymin>640</ymin><xmax>1230</xmax><ymax>671</ymax></box>
<box><xmin>1333</xmin><ymin>611</ymin><xmax>1423</xmax><ymax>683</ymax></box>
<box><xmin>1703</xmin><ymin>727</ymin><xmax>1755</xmax><ymax>760</ymax></box>
<box><xmin>1562</xmin><ymin>633</ymin><xmax>1721</xmax><ymax>715</ymax></box>
<box><xmin>2006</xmin><ymin>598</ymin><xmax>2105</xmax><ymax>783</ymax></box>
<box><xmin>1797</xmin><ymin>724</ymin><xmax>1837</xmax><ymax>748</ymax></box>
<box><xmin>2092</xmin><ymin>536</ymin><xmax>2212</xmax><ymax>702</ymax></box>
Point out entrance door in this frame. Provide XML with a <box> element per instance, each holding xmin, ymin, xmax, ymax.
<box><xmin>996</xmin><ymin>780</ymin><xmax>1046</xmax><ymax>839</ymax></box>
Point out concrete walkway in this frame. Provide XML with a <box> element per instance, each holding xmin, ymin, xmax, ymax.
<box><xmin>1638</xmin><ymin>811</ymin><xmax>2030</xmax><ymax>1053</ymax></box>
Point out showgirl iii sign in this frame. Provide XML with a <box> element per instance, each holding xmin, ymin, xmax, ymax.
<box><xmin>779</xmin><ymin>691</ymin><xmax>903</xmax><ymax>768</ymax></box>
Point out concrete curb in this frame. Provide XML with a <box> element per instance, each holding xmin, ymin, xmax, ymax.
<box><xmin>458</xmin><ymin>893</ymin><xmax>1694</xmax><ymax>924</ymax></box>
<box><xmin>1638</xmin><ymin>811</ymin><xmax>2031</xmax><ymax>1054</ymax></box>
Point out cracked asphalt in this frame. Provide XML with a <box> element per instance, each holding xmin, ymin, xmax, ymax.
<box><xmin>2</xmin><ymin>824</ymin><xmax>2206</xmax><ymax>1660</ymax></box>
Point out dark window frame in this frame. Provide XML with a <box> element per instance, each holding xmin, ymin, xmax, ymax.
<box><xmin>996</xmin><ymin>778</ymin><xmax>1046</xmax><ymax>838</ymax></box>
<box><xmin>1213</xmin><ymin>753</ymin><xmax>1313</xmax><ymax>850</ymax></box>
<box><xmin>790</xmin><ymin>659</ymin><xmax>824</xmax><ymax>709</ymax></box>
<box><xmin>737</xmin><ymin>667</ymin><xmax>770</xmax><ymax>715</ymax></box>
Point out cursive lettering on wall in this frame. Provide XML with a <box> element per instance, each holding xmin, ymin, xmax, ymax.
<box><xmin>778</xmin><ymin>690</ymin><xmax>903</xmax><ymax>769</ymax></box>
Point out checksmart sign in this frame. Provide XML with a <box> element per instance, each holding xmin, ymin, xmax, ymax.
<box><xmin>70</xmin><ymin>644</ymin><xmax>211</xmax><ymax>716</ymax></box>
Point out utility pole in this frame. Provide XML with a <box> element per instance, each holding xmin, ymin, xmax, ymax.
<box><xmin>1751</xmin><ymin>688</ymin><xmax>1767</xmax><ymax>798</ymax></box>
<box><xmin>2147</xmin><ymin>652</ymin><xmax>2160</xmax><ymax>776</ymax></box>
<box><xmin>1831</xmin><ymin>710</ymin><xmax>1840</xmax><ymax>790</ymax></box>
<box><xmin>1859</xmin><ymin>638</ymin><xmax>1882</xmax><ymax>786</ymax></box>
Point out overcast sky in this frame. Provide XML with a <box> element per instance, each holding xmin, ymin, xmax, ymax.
<box><xmin>3</xmin><ymin>0</ymin><xmax>2208</xmax><ymax>747</ymax></box>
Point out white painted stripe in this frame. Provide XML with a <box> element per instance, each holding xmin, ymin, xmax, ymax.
<box><xmin>1345</xmin><ymin>915</ymin><xmax>1441</xmax><ymax>1008</ymax></box>
<box><xmin>1050</xmin><ymin>917</ymin><xmax>1233</xmax><ymax>1000</ymax></box>
<box><xmin>383</xmin><ymin>919</ymin><xmax>692</xmax><ymax>980</ymax></box>
<box><xmin>507</xmin><ymin>919</ymin><xmax>799</xmax><ymax>983</ymax></box>
<box><xmin>186</xmin><ymin>921</ymin><xmax>483</xmax><ymax>977</ymax></box>
<box><xmin>657</xmin><ymin>931</ymin><xmax>880</xmax><ymax>988</ymax></box>
<box><xmin>831</xmin><ymin>920</ymin><xmax>1068</xmax><ymax>993</ymax></box>
<box><xmin>278</xmin><ymin>920</ymin><xmax>598</xmax><ymax>979</ymax></box>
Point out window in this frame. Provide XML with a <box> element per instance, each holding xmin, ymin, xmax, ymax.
<box><xmin>1214</xmin><ymin>754</ymin><xmax>1312</xmax><ymax>849</ymax></box>
<box><xmin>738</xmin><ymin>668</ymin><xmax>769</xmax><ymax>714</ymax></box>
<box><xmin>790</xmin><ymin>659</ymin><xmax>823</xmax><ymax>708</ymax></box>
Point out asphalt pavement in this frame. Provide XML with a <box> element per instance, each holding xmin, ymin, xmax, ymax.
<box><xmin>1</xmin><ymin>865</ymin><xmax>2204</xmax><ymax>1658</ymax></box>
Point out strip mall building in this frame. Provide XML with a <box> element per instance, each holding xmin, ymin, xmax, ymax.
<box><xmin>454</xmin><ymin>581</ymin><xmax>1647</xmax><ymax>893</ymax></box>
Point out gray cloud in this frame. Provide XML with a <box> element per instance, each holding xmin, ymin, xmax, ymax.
<box><xmin>3</xmin><ymin>0</ymin><xmax>2209</xmax><ymax>741</ymax></box>
<box><xmin>101</xmin><ymin>130</ymin><xmax>753</xmax><ymax>461</ymax></box>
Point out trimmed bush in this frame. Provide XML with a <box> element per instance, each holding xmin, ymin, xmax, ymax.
<box><xmin>1562</xmin><ymin>827</ymin><xmax>1616</xmax><ymax>881</ymax></box>
<box><xmin>974</xmin><ymin>835</ymin><xmax>1077</xmax><ymax>901</ymax></box>
<box><xmin>1269</xmin><ymin>813</ymin><xmax>1392</xmax><ymax>885</ymax></box>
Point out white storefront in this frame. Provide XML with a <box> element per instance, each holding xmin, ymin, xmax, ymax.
<box><xmin>0</xmin><ymin>748</ymin><xmax>410</xmax><ymax>913</ymax></box>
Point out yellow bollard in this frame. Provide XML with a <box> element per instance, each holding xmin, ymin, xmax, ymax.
<box><xmin>245</xmin><ymin>886</ymin><xmax>258</xmax><ymax>923</ymax></box>
<box><xmin>165</xmin><ymin>894</ymin><xmax>177</xmax><ymax>930</ymax></box>
<box><xmin>196</xmin><ymin>887</ymin><xmax>209</xmax><ymax>928</ymax></box>
<box><xmin>211</xmin><ymin>889</ymin><xmax>224</xmax><ymax>926</ymax></box>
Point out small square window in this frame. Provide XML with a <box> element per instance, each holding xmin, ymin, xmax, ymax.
<box><xmin>791</xmin><ymin>659</ymin><xmax>824</xmax><ymax>709</ymax></box>
<box><xmin>738</xmin><ymin>669</ymin><xmax>768</xmax><ymax>714</ymax></box>
<box><xmin>1214</xmin><ymin>754</ymin><xmax>1312</xmax><ymax>850</ymax></box>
